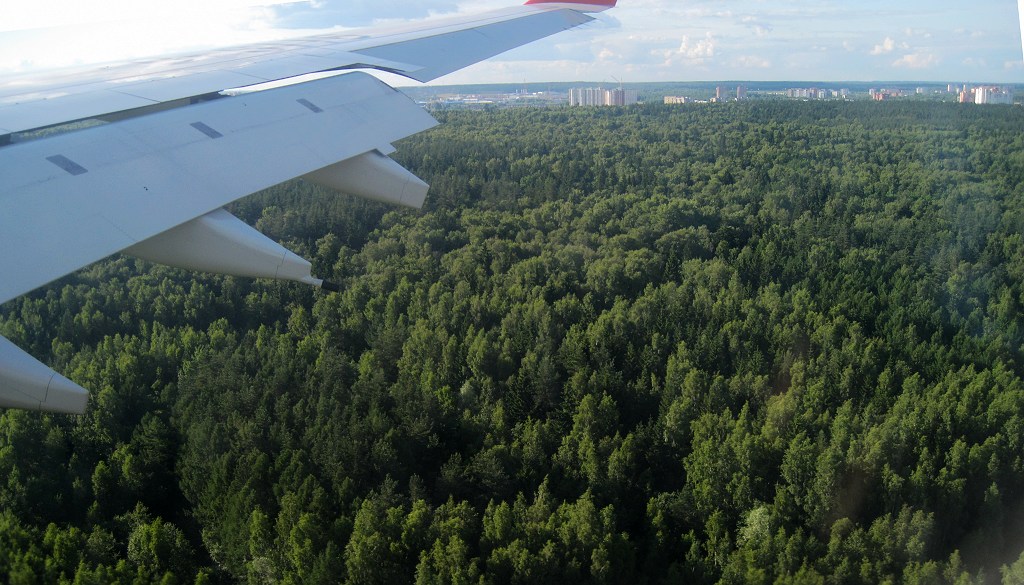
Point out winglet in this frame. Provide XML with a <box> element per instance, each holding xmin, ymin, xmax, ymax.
<box><xmin>525</xmin><ymin>0</ymin><xmax>616</xmax><ymax>7</ymax></box>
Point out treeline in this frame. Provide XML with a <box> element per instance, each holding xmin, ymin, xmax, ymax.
<box><xmin>1</xmin><ymin>100</ymin><xmax>1024</xmax><ymax>584</ymax></box>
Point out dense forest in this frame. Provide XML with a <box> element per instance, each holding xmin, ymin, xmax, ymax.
<box><xmin>1</xmin><ymin>100</ymin><xmax>1024</xmax><ymax>584</ymax></box>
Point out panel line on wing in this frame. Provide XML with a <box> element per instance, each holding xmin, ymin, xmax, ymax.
<box><xmin>46</xmin><ymin>155</ymin><xmax>88</xmax><ymax>176</ymax></box>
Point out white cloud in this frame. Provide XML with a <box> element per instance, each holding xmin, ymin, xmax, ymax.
<box><xmin>869</xmin><ymin>36</ymin><xmax>912</xmax><ymax>58</ymax></box>
<box><xmin>871</xmin><ymin>37</ymin><xmax>896</xmax><ymax>55</ymax></box>
<box><xmin>733</xmin><ymin>55</ymin><xmax>771</xmax><ymax>68</ymax></box>
<box><xmin>954</xmin><ymin>28</ymin><xmax>989</xmax><ymax>38</ymax></box>
<box><xmin>892</xmin><ymin>52</ymin><xmax>938</xmax><ymax>68</ymax></box>
<box><xmin>1</xmin><ymin>0</ymin><xmax>297</xmax><ymax>32</ymax></box>
<box><xmin>870</xmin><ymin>37</ymin><xmax>896</xmax><ymax>55</ymax></box>
<box><xmin>740</xmin><ymin>15</ymin><xmax>772</xmax><ymax>37</ymax></box>
<box><xmin>653</xmin><ymin>33</ymin><xmax>716</xmax><ymax>66</ymax></box>
<box><xmin>0</xmin><ymin>0</ymin><xmax>318</xmax><ymax>72</ymax></box>
<box><xmin>903</xmin><ymin>27</ymin><xmax>932</xmax><ymax>39</ymax></box>
<box><xmin>680</xmin><ymin>34</ymin><xmax>716</xmax><ymax>60</ymax></box>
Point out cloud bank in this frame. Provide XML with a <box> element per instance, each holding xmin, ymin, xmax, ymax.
<box><xmin>2</xmin><ymin>0</ymin><xmax>1022</xmax><ymax>82</ymax></box>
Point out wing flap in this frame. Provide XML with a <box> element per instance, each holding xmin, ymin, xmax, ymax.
<box><xmin>0</xmin><ymin>71</ymin><xmax>437</xmax><ymax>304</ymax></box>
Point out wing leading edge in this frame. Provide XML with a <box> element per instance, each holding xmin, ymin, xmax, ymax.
<box><xmin>0</xmin><ymin>1</ymin><xmax>614</xmax><ymax>138</ymax></box>
<box><xmin>0</xmin><ymin>0</ymin><xmax>616</xmax><ymax>414</ymax></box>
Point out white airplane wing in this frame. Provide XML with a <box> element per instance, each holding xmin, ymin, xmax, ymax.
<box><xmin>0</xmin><ymin>0</ymin><xmax>617</xmax><ymax>414</ymax></box>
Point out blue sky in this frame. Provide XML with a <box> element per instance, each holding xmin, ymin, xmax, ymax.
<box><xmin>2</xmin><ymin>0</ymin><xmax>1022</xmax><ymax>83</ymax></box>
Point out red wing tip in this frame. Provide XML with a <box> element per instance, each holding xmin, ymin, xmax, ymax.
<box><xmin>525</xmin><ymin>0</ymin><xmax>616</xmax><ymax>6</ymax></box>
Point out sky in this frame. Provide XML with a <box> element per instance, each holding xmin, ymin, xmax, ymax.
<box><xmin>1</xmin><ymin>0</ymin><xmax>1022</xmax><ymax>84</ymax></box>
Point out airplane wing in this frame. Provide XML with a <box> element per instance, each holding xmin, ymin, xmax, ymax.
<box><xmin>0</xmin><ymin>0</ymin><xmax>617</xmax><ymax>414</ymax></box>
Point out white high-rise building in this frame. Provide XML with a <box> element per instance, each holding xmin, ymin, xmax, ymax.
<box><xmin>569</xmin><ymin>87</ymin><xmax>638</xmax><ymax>107</ymax></box>
<box><xmin>974</xmin><ymin>86</ymin><xmax>1014</xmax><ymax>105</ymax></box>
<box><xmin>569</xmin><ymin>87</ymin><xmax>607</xmax><ymax>106</ymax></box>
<box><xmin>605</xmin><ymin>88</ymin><xmax>639</xmax><ymax>106</ymax></box>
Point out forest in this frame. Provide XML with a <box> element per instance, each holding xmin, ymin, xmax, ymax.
<box><xmin>1</xmin><ymin>100</ymin><xmax>1024</xmax><ymax>584</ymax></box>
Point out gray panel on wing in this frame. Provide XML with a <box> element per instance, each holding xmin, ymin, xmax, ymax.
<box><xmin>0</xmin><ymin>71</ymin><xmax>437</xmax><ymax>304</ymax></box>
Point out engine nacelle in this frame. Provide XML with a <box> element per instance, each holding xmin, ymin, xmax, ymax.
<box><xmin>303</xmin><ymin>149</ymin><xmax>429</xmax><ymax>209</ymax></box>
<box><xmin>125</xmin><ymin>208</ymin><xmax>335</xmax><ymax>289</ymax></box>
<box><xmin>0</xmin><ymin>336</ymin><xmax>89</xmax><ymax>415</ymax></box>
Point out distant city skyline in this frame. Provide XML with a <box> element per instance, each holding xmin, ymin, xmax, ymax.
<box><xmin>2</xmin><ymin>0</ymin><xmax>1023</xmax><ymax>83</ymax></box>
